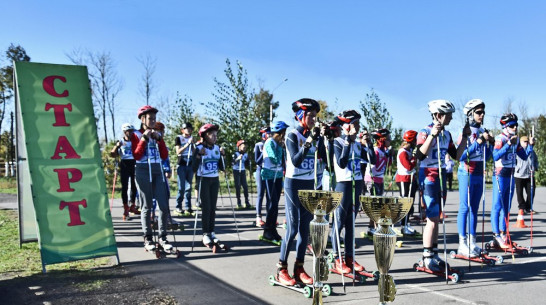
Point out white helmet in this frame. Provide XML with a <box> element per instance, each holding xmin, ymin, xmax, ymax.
<box><xmin>121</xmin><ymin>123</ymin><xmax>135</xmax><ymax>132</ymax></box>
<box><xmin>463</xmin><ymin>99</ymin><xmax>485</xmax><ymax>116</ymax></box>
<box><xmin>428</xmin><ymin>99</ymin><xmax>455</xmax><ymax>114</ymax></box>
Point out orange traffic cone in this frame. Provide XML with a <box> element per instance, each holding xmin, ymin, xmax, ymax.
<box><xmin>513</xmin><ymin>209</ymin><xmax>528</xmax><ymax>228</ymax></box>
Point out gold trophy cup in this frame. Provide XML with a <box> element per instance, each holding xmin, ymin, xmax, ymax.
<box><xmin>360</xmin><ymin>195</ymin><xmax>413</xmax><ymax>305</ymax></box>
<box><xmin>298</xmin><ymin>190</ymin><xmax>343</xmax><ymax>305</ymax></box>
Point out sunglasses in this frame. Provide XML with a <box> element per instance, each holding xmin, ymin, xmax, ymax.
<box><xmin>474</xmin><ymin>110</ymin><xmax>485</xmax><ymax>115</ymax></box>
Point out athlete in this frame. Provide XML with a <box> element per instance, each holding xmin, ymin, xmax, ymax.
<box><xmin>456</xmin><ymin>99</ymin><xmax>494</xmax><ymax>257</ymax></box>
<box><xmin>191</xmin><ymin>123</ymin><xmax>226</xmax><ymax>247</ymax></box>
<box><xmin>254</xmin><ymin>127</ymin><xmax>270</xmax><ymax>226</ymax></box>
<box><xmin>131</xmin><ymin>106</ymin><xmax>173</xmax><ymax>252</ymax></box>
<box><xmin>395</xmin><ymin>130</ymin><xmax>419</xmax><ymax>235</ymax></box>
<box><xmin>232</xmin><ymin>139</ymin><xmax>251</xmax><ymax>209</ymax></box>
<box><xmin>174</xmin><ymin>122</ymin><xmax>196</xmax><ymax>217</ymax></box>
<box><xmin>276</xmin><ymin>98</ymin><xmax>327</xmax><ymax>286</ymax></box>
<box><xmin>491</xmin><ymin>113</ymin><xmax>535</xmax><ymax>248</ymax></box>
<box><xmin>110</xmin><ymin>123</ymin><xmax>139</xmax><ymax>220</ymax></box>
<box><xmin>415</xmin><ymin>99</ymin><xmax>468</xmax><ymax>272</ymax></box>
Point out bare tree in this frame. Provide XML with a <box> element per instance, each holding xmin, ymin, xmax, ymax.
<box><xmin>67</xmin><ymin>49</ymin><xmax>123</xmax><ymax>143</ymax></box>
<box><xmin>138</xmin><ymin>54</ymin><xmax>157</xmax><ymax>106</ymax></box>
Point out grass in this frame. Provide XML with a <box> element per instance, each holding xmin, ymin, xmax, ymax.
<box><xmin>0</xmin><ymin>210</ymin><xmax>112</xmax><ymax>277</ymax></box>
<box><xmin>0</xmin><ymin>177</ymin><xmax>16</xmax><ymax>194</ymax></box>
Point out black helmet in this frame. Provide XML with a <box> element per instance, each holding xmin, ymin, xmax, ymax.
<box><xmin>292</xmin><ymin>98</ymin><xmax>321</xmax><ymax>113</ymax></box>
<box><xmin>335</xmin><ymin>110</ymin><xmax>361</xmax><ymax>125</ymax></box>
<box><xmin>182</xmin><ymin>122</ymin><xmax>193</xmax><ymax>130</ymax></box>
<box><xmin>371</xmin><ymin>128</ymin><xmax>390</xmax><ymax>140</ymax></box>
<box><xmin>500</xmin><ymin>113</ymin><xmax>518</xmax><ymax>128</ymax></box>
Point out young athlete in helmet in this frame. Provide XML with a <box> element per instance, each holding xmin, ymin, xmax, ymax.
<box><xmin>491</xmin><ymin>113</ymin><xmax>535</xmax><ymax>248</ymax></box>
<box><xmin>456</xmin><ymin>99</ymin><xmax>494</xmax><ymax>257</ymax></box>
<box><xmin>254</xmin><ymin>127</ymin><xmax>271</xmax><ymax>226</ymax></box>
<box><xmin>414</xmin><ymin>99</ymin><xmax>468</xmax><ymax>272</ymax></box>
<box><xmin>131</xmin><ymin>106</ymin><xmax>173</xmax><ymax>252</ymax></box>
<box><xmin>330</xmin><ymin>110</ymin><xmax>371</xmax><ymax>273</ymax></box>
<box><xmin>233</xmin><ymin>139</ymin><xmax>251</xmax><ymax>209</ymax></box>
<box><xmin>261</xmin><ymin>121</ymin><xmax>289</xmax><ymax>243</ymax></box>
<box><xmin>174</xmin><ymin>122</ymin><xmax>196</xmax><ymax>217</ymax></box>
<box><xmin>110</xmin><ymin>123</ymin><xmax>139</xmax><ymax>220</ymax></box>
<box><xmin>276</xmin><ymin>98</ymin><xmax>327</xmax><ymax>286</ymax></box>
<box><xmin>395</xmin><ymin>130</ymin><xmax>419</xmax><ymax>235</ymax></box>
<box><xmin>192</xmin><ymin>123</ymin><xmax>226</xmax><ymax>247</ymax></box>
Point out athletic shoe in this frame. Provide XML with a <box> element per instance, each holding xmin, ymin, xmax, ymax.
<box><xmin>202</xmin><ymin>234</ymin><xmax>213</xmax><ymax>246</ymax></box>
<box><xmin>144</xmin><ymin>239</ymin><xmax>156</xmax><ymax>251</ymax></box>
<box><xmin>245</xmin><ymin>202</ymin><xmax>252</xmax><ymax>209</ymax></box>
<box><xmin>272</xmin><ymin>230</ymin><xmax>283</xmax><ymax>242</ymax></box>
<box><xmin>277</xmin><ymin>267</ymin><xmax>296</xmax><ymax>286</ymax></box>
<box><xmin>123</xmin><ymin>204</ymin><xmax>130</xmax><ymax>221</ymax></box>
<box><xmin>403</xmin><ymin>224</ymin><xmax>416</xmax><ymax>234</ymax></box>
<box><xmin>469</xmin><ymin>235</ymin><xmax>483</xmax><ymax>255</ymax></box>
<box><xmin>263</xmin><ymin>230</ymin><xmax>279</xmax><ymax>242</ymax></box>
<box><xmin>432</xmin><ymin>253</ymin><xmax>450</xmax><ymax>269</ymax></box>
<box><xmin>294</xmin><ymin>263</ymin><xmax>313</xmax><ymax>285</ymax></box>
<box><xmin>494</xmin><ymin>234</ymin><xmax>510</xmax><ymax>249</ymax></box>
<box><xmin>129</xmin><ymin>204</ymin><xmax>141</xmax><ymax>215</ymax></box>
<box><xmin>334</xmin><ymin>258</ymin><xmax>351</xmax><ymax>274</ymax></box>
<box><xmin>255</xmin><ymin>217</ymin><xmax>265</xmax><ymax>227</ymax></box>
<box><xmin>345</xmin><ymin>257</ymin><xmax>364</xmax><ymax>272</ymax></box>
<box><xmin>211</xmin><ymin>232</ymin><xmax>220</xmax><ymax>244</ymax></box>
<box><xmin>423</xmin><ymin>257</ymin><xmax>442</xmax><ymax>272</ymax></box>
<box><xmin>182</xmin><ymin>210</ymin><xmax>195</xmax><ymax>217</ymax></box>
<box><xmin>458</xmin><ymin>236</ymin><xmax>477</xmax><ymax>258</ymax></box>
<box><xmin>174</xmin><ymin>208</ymin><xmax>183</xmax><ymax>215</ymax></box>
<box><xmin>160</xmin><ymin>238</ymin><xmax>173</xmax><ymax>251</ymax></box>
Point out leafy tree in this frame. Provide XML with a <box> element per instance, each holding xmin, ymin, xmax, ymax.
<box><xmin>359</xmin><ymin>88</ymin><xmax>403</xmax><ymax>149</ymax></box>
<box><xmin>254</xmin><ymin>87</ymin><xmax>279</xmax><ymax>127</ymax></box>
<box><xmin>317</xmin><ymin>99</ymin><xmax>335</xmax><ymax>122</ymax></box>
<box><xmin>1</xmin><ymin>44</ymin><xmax>30</xmax><ymax>143</ymax></box>
<box><xmin>207</xmin><ymin>59</ymin><xmax>261</xmax><ymax>164</ymax></box>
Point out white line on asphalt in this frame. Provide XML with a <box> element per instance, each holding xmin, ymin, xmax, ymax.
<box><xmin>403</xmin><ymin>284</ymin><xmax>477</xmax><ymax>304</ymax></box>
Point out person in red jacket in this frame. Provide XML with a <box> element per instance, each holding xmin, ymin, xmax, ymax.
<box><xmin>131</xmin><ymin>105</ymin><xmax>172</xmax><ymax>252</ymax></box>
<box><xmin>395</xmin><ymin>130</ymin><xmax>418</xmax><ymax>235</ymax></box>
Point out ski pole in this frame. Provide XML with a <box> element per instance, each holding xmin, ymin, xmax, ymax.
<box><xmin>221</xmin><ymin>154</ymin><xmax>242</xmax><ymax>245</ymax></box>
<box><xmin>326</xmin><ymin>137</ymin><xmax>346</xmax><ymax>292</ymax></box>
<box><xmin>481</xmin><ymin>141</ymin><xmax>487</xmax><ymax>268</ymax></box>
<box><xmin>248</xmin><ymin>158</ymin><xmax>254</xmax><ymax>207</ymax></box>
<box><xmin>437</xmin><ymin>131</ymin><xmax>448</xmax><ymax>284</ymax></box>
<box><xmin>191</xmin><ymin>156</ymin><xmax>204</xmax><ymax>252</ymax></box>
<box><xmin>530</xmin><ymin>125</ymin><xmax>535</xmax><ymax>249</ymax></box>
<box><xmin>465</xmin><ymin>127</ymin><xmax>472</xmax><ymax>271</ymax></box>
<box><xmin>351</xmin><ymin>146</ymin><xmax>356</xmax><ymax>286</ymax></box>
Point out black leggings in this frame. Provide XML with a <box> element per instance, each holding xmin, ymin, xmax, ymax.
<box><xmin>119</xmin><ymin>159</ymin><xmax>136</xmax><ymax>205</ymax></box>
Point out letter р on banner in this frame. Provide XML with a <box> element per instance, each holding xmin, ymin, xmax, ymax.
<box><xmin>14</xmin><ymin>62</ymin><xmax>118</xmax><ymax>267</ymax></box>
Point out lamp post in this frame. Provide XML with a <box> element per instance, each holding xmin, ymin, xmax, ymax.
<box><xmin>270</xmin><ymin>78</ymin><xmax>288</xmax><ymax>125</ymax></box>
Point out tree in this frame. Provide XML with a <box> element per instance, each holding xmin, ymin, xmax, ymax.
<box><xmin>253</xmin><ymin>87</ymin><xmax>279</xmax><ymax>127</ymax></box>
<box><xmin>359</xmin><ymin>88</ymin><xmax>403</xmax><ymax>150</ymax></box>
<box><xmin>207</xmin><ymin>59</ymin><xmax>260</xmax><ymax>162</ymax></box>
<box><xmin>67</xmin><ymin>49</ymin><xmax>123</xmax><ymax>144</ymax></box>
<box><xmin>316</xmin><ymin>99</ymin><xmax>335</xmax><ymax>122</ymax></box>
<box><xmin>0</xmin><ymin>44</ymin><xmax>30</xmax><ymax>144</ymax></box>
<box><xmin>138</xmin><ymin>54</ymin><xmax>157</xmax><ymax>106</ymax></box>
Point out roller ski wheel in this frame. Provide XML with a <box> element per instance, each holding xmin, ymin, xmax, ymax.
<box><xmin>321</xmin><ymin>284</ymin><xmax>332</xmax><ymax>296</ymax></box>
<box><xmin>414</xmin><ymin>259</ymin><xmax>462</xmax><ymax>282</ymax></box>
<box><xmin>259</xmin><ymin>235</ymin><xmax>282</xmax><ymax>246</ymax></box>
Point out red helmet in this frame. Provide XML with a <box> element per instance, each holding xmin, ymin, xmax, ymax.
<box><xmin>237</xmin><ymin>139</ymin><xmax>246</xmax><ymax>147</ymax></box>
<box><xmin>403</xmin><ymin>130</ymin><xmax>418</xmax><ymax>143</ymax></box>
<box><xmin>199</xmin><ymin>123</ymin><xmax>219</xmax><ymax>137</ymax></box>
<box><xmin>371</xmin><ymin>128</ymin><xmax>390</xmax><ymax>140</ymax></box>
<box><xmin>137</xmin><ymin>105</ymin><xmax>158</xmax><ymax>118</ymax></box>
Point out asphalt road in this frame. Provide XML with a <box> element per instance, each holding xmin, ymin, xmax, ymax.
<box><xmin>3</xmin><ymin>186</ymin><xmax>544</xmax><ymax>305</ymax></box>
<box><xmin>112</xmin><ymin>185</ymin><xmax>546</xmax><ymax>305</ymax></box>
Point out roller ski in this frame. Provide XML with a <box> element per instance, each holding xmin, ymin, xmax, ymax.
<box><xmin>268</xmin><ymin>263</ymin><xmax>332</xmax><ymax>298</ymax></box>
<box><xmin>144</xmin><ymin>237</ymin><xmax>181</xmax><ymax>259</ymax></box>
<box><xmin>449</xmin><ymin>251</ymin><xmax>503</xmax><ymax>266</ymax></box>
<box><xmin>202</xmin><ymin>233</ymin><xmax>229</xmax><ymax>253</ymax></box>
<box><xmin>328</xmin><ymin>256</ymin><xmax>379</xmax><ymax>282</ymax></box>
<box><xmin>413</xmin><ymin>256</ymin><xmax>462</xmax><ymax>283</ymax></box>
<box><xmin>259</xmin><ymin>230</ymin><xmax>282</xmax><ymax>246</ymax></box>
<box><xmin>485</xmin><ymin>235</ymin><xmax>532</xmax><ymax>256</ymax></box>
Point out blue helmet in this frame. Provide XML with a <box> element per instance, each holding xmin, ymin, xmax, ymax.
<box><xmin>271</xmin><ymin>121</ymin><xmax>289</xmax><ymax>133</ymax></box>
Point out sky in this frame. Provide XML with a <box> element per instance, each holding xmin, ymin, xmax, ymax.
<box><xmin>3</xmin><ymin>0</ymin><xmax>546</xmax><ymax>138</ymax></box>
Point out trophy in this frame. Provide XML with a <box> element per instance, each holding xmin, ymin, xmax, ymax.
<box><xmin>360</xmin><ymin>195</ymin><xmax>413</xmax><ymax>305</ymax></box>
<box><xmin>298</xmin><ymin>190</ymin><xmax>343</xmax><ymax>305</ymax></box>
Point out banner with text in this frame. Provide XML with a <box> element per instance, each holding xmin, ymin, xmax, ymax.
<box><xmin>15</xmin><ymin>62</ymin><xmax>117</xmax><ymax>266</ymax></box>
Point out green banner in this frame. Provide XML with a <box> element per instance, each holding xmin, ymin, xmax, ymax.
<box><xmin>14</xmin><ymin>62</ymin><xmax>117</xmax><ymax>266</ymax></box>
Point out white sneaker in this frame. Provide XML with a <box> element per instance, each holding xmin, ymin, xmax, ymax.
<box><xmin>402</xmin><ymin>225</ymin><xmax>416</xmax><ymax>235</ymax></box>
<box><xmin>469</xmin><ymin>235</ymin><xmax>483</xmax><ymax>255</ymax></box>
<box><xmin>160</xmin><ymin>238</ymin><xmax>173</xmax><ymax>251</ymax></box>
<box><xmin>458</xmin><ymin>236</ymin><xmax>477</xmax><ymax>258</ymax></box>
<box><xmin>203</xmin><ymin>234</ymin><xmax>213</xmax><ymax>246</ymax></box>
<box><xmin>144</xmin><ymin>240</ymin><xmax>156</xmax><ymax>251</ymax></box>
